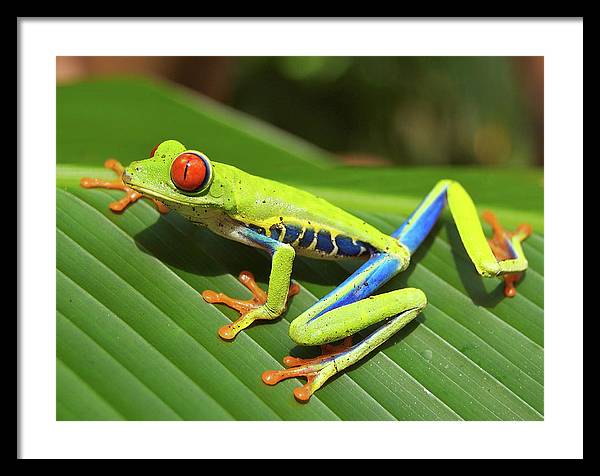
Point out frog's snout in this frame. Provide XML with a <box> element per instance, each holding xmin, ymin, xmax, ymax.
<box><xmin>122</xmin><ymin>161</ymin><xmax>150</xmax><ymax>187</ymax></box>
<box><xmin>122</xmin><ymin>170</ymin><xmax>133</xmax><ymax>184</ymax></box>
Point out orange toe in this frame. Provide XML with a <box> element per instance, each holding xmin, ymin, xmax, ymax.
<box><xmin>202</xmin><ymin>271</ymin><xmax>300</xmax><ymax>315</ymax></box>
<box><xmin>80</xmin><ymin>159</ymin><xmax>168</xmax><ymax>214</ymax></box>
<box><xmin>218</xmin><ymin>323</ymin><xmax>237</xmax><ymax>341</ymax></box>
<box><xmin>203</xmin><ymin>271</ymin><xmax>301</xmax><ymax>340</ymax></box>
<box><xmin>262</xmin><ymin>367</ymin><xmax>319</xmax><ymax>402</ymax></box>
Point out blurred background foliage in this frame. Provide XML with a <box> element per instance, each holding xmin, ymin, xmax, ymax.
<box><xmin>57</xmin><ymin>56</ymin><xmax>543</xmax><ymax>168</ymax></box>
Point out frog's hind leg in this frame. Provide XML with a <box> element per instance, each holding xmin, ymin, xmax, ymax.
<box><xmin>263</xmin><ymin>336</ymin><xmax>354</xmax><ymax>402</ymax></box>
<box><xmin>481</xmin><ymin>211</ymin><xmax>532</xmax><ymax>297</ymax></box>
<box><xmin>263</xmin><ymin>287</ymin><xmax>426</xmax><ymax>402</ymax></box>
<box><xmin>267</xmin><ymin>252</ymin><xmax>404</xmax><ymax>372</ymax></box>
<box><xmin>281</xmin><ymin>336</ymin><xmax>353</xmax><ymax>368</ymax></box>
<box><xmin>262</xmin><ymin>252</ymin><xmax>423</xmax><ymax>401</ymax></box>
<box><xmin>80</xmin><ymin>159</ymin><xmax>169</xmax><ymax>213</ymax></box>
<box><xmin>393</xmin><ymin>179</ymin><xmax>532</xmax><ymax>297</ymax></box>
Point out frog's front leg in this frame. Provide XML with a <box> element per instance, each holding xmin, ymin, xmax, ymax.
<box><xmin>202</xmin><ymin>227</ymin><xmax>300</xmax><ymax>340</ymax></box>
<box><xmin>80</xmin><ymin>159</ymin><xmax>169</xmax><ymax>214</ymax></box>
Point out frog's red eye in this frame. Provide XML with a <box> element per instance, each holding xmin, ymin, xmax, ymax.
<box><xmin>170</xmin><ymin>152</ymin><xmax>211</xmax><ymax>192</ymax></box>
<box><xmin>149</xmin><ymin>143</ymin><xmax>160</xmax><ymax>158</ymax></box>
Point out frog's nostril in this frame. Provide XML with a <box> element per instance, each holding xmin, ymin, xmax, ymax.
<box><xmin>122</xmin><ymin>171</ymin><xmax>133</xmax><ymax>184</ymax></box>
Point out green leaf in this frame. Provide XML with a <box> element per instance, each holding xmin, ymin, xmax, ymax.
<box><xmin>56</xmin><ymin>77</ymin><xmax>543</xmax><ymax>420</ymax></box>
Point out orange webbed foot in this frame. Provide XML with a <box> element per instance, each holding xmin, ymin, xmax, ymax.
<box><xmin>482</xmin><ymin>210</ymin><xmax>532</xmax><ymax>298</ymax></box>
<box><xmin>80</xmin><ymin>159</ymin><xmax>169</xmax><ymax>214</ymax></box>
<box><xmin>263</xmin><ymin>337</ymin><xmax>353</xmax><ymax>402</ymax></box>
<box><xmin>281</xmin><ymin>336</ymin><xmax>353</xmax><ymax>368</ymax></box>
<box><xmin>262</xmin><ymin>367</ymin><xmax>322</xmax><ymax>402</ymax></box>
<box><xmin>202</xmin><ymin>271</ymin><xmax>300</xmax><ymax>340</ymax></box>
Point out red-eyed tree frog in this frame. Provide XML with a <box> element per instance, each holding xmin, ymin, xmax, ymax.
<box><xmin>81</xmin><ymin>140</ymin><xmax>532</xmax><ymax>402</ymax></box>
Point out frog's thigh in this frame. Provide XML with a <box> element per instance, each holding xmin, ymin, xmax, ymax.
<box><xmin>289</xmin><ymin>287</ymin><xmax>427</xmax><ymax>347</ymax></box>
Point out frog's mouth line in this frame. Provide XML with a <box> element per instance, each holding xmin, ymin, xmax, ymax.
<box><xmin>127</xmin><ymin>184</ymin><xmax>214</xmax><ymax>213</ymax></box>
<box><xmin>126</xmin><ymin>183</ymin><xmax>186</xmax><ymax>207</ymax></box>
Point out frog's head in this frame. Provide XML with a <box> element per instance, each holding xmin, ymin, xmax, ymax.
<box><xmin>123</xmin><ymin>140</ymin><xmax>233</xmax><ymax>216</ymax></box>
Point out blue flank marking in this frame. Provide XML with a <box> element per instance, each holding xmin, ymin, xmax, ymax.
<box><xmin>298</xmin><ymin>228</ymin><xmax>315</xmax><ymax>248</ymax></box>
<box><xmin>335</xmin><ymin>235</ymin><xmax>363</xmax><ymax>257</ymax></box>
<box><xmin>308</xmin><ymin>253</ymin><xmax>402</xmax><ymax>323</ymax></box>
<box><xmin>316</xmin><ymin>230</ymin><xmax>335</xmax><ymax>254</ymax></box>
<box><xmin>282</xmin><ymin>224</ymin><xmax>302</xmax><ymax>244</ymax></box>
<box><xmin>357</xmin><ymin>240</ymin><xmax>375</xmax><ymax>256</ymax></box>
<box><xmin>240</xmin><ymin>225</ymin><xmax>282</xmax><ymax>254</ymax></box>
<box><xmin>269</xmin><ymin>224</ymin><xmax>283</xmax><ymax>241</ymax></box>
<box><xmin>392</xmin><ymin>186</ymin><xmax>448</xmax><ymax>254</ymax></box>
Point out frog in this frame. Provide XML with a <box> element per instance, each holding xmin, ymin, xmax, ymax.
<box><xmin>80</xmin><ymin>139</ymin><xmax>532</xmax><ymax>402</ymax></box>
